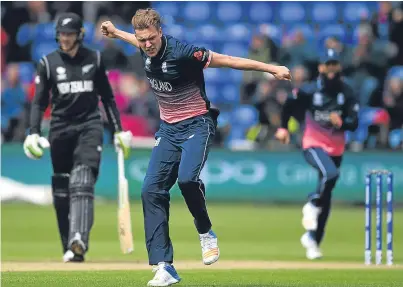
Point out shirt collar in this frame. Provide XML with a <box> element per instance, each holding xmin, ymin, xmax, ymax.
<box><xmin>155</xmin><ymin>35</ymin><xmax>167</xmax><ymax>60</ymax></box>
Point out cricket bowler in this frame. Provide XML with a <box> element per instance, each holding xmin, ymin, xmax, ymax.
<box><xmin>275</xmin><ymin>48</ymin><xmax>359</xmax><ymax>260</ymax></box>
<box><xmin>101</xmin><ymin>8</ymin><xmax>291</xmax><ymax>286</ymax></box>
<box><xmin>24</xmin><ymin>12</ymin><xmax>133</xmax><ymax>262</ymax></box>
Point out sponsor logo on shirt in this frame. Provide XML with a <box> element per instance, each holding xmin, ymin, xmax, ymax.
<box><xmin>147</xmin><ymin>77</ymin><xmax>172</xmax><ymax>92</ymax></box>
<box><xmin>57</xmin><ymin>80</ymin><xmax>94</xmax><ymax>94</ymax></box>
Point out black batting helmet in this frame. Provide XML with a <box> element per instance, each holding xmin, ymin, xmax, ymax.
<box><xmin>55</xmin><ymin>12</ymin><xmax>84</xmax><ymax>42</ymax></box>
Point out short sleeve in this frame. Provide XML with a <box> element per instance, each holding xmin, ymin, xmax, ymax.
<box><xmin>178</xmin><ymin>42</ymin><xmax>212</xmax><ymax>70</ymax></box>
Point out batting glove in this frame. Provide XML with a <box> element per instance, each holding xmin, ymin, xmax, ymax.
<box><xmin>114</xmin><ymin>131</ymin><xmax>133</xmax><ymax>159</ymax></box>
<box><xmin>23</xmin><ymin>134</ymin><xmax>50</xmax><ymax>160</ymax></box>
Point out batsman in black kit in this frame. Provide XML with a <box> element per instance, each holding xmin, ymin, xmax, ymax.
<box><xmin>23</xmin><ymin>12</ymin><xmax>133</xmax><ymax>262</ymax></box>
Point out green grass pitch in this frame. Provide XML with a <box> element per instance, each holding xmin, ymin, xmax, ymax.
<box><xmin>2</xmin><ymin>202</ymin><xmax>403</xmax><ymax>286</ymax></box>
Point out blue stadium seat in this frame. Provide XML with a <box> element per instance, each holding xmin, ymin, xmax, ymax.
<box><xmin>221</xmin><ymin>84</ymin><xmax>240</xmax><ymax>105</ymax></box>
<box><xmin>217</xmin><ymin>2</ymin><xmax>243</xmax><ymax>22</ymax></box>
<box><xmin>203</xmin><ymin>68</ymin><xmax>219</xmax><ymax>83</ymax></box>
<box><xmin>35</xmin><ymin>23</ymin><xmax>56</xmax><ymax>41</ymax></box>
<box><xmin>197</xmin><ymin>24</ymin><xmax>220</xmax><ymax>42</ymax></box>
<box><xmin>205</xmin><ymin>84</ymin><xmax>219</xmax><ymax>104</ymax></box>
<box><xmin>227</xmin><ymin>127</ymin><xmax>246</xmax><ymax>142</ymax></box>
<box><xmin>212</xmin><ymin>69</ymin><xmax>229</xmax><ymax>86</ymax></box>
<box><xmin>217</xmin><ymin>110</ymin><xmax>230</xmax><ymax>128</ymax></box>
<box><xmin>31</xmin><ymin>41</ymin><xmax>59</xmax><ymax>62</ymax></box>
<box><xmin>278</xmin><ymin>2</ymin><xmax>306</xmax><ymax>23</ymax></box>
<box><xmin>16</xmin><ymin>23</ymin><xmax>34</xmax><ymax>46</ymax></box>
<box><xmin>115</xmin><ymin>24</ymin><xmax>131</xmax><ymax>34</ymax></box>
<box><xmin>227</xmin><ymin>69</ymin><xmax>243</xmax><ymax>83</ymax></box>
<box><xmin>230</xmin><ymin>105</ymin><xmax>258</xmax><ymax>127</ymax></box>
<box><xmin>121</xmin><ymin>42</ymin><xmax>137</xmax><ymax>56</ymax></box>
<box><xmin>344</xmin><ymin>2</ymin><xmax>370</xmax><ymax>23</ymax></box>
<box><xmin>288</xmin><ymin>24</ymin><xmax>315</xmax><ymax>41</ymax></box>
<box><xmin>153</xmin><ymin>2</ymin><xmax>179</xmax><ymax>17</ymax></box>
<box><xmin>193</xmin><ymin>42</ymin><xmax>215</xmax><ymax>52</ymax></box>
<box><xmin>182</xmin><ymin>27</ymin><xmax>198</xmax><ymax>43</ymax></box>
<box><xmin>223</xmin><ymin>24</ymin><xmax>251</xmax><ymax>44</ymax></box>
<box><xmin>18</xmin><ymin>62</ymin><xmax>35</xmax><ymax>84</ymax></box>
<box><xmin>366</xmin><ymin>1</ymin><xmax>379</xmax><ymax>13</ymax></box>
<box><xmin>311</xmin><ymin>2</ymin><xmax>338</xmax><ymax>23</ymax></box>
<box><xmin>184</xmin><ymin>2</ymin><xmax>210</xmax><ymax>22</ymax></box>
<box><xmin>164</xmin><ymin>24</ymin><xmax>186</xmax><ymax>41</ymax></box>
<box><xmin>389</xmin><ymin>129</ymin><xmax>403</xmax><ymax>149</ymax></box>
<box><xmin>221</xmin><ymin>43</ymin><xmax>248</xmax><ymax>58</ymax></box>
<box><xmin>318</xmin><ymin>24</ymin><xmax>346</xmax><ymax>44</ymax></box>
<box><xmin>249</xmin><ymin>2</ymin><xmax>274</xmax><ymax>23</ymax></box>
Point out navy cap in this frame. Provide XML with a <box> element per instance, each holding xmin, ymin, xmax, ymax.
<box><xmin>320</xmin><ymin>49</ymin><xmax>340</xmax><ymax>64</ymax></box>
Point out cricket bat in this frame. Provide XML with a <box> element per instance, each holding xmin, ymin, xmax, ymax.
<box><xmin>117</xmin><ymin>149</ymin><xmax>134</xmax><ymax>254</ymax></box>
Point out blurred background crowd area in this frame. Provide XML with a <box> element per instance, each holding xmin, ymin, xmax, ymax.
<box><xmin>1</xmin><ymin>1</ymin><xmax>403</xmax><ymax>151</ymax></box>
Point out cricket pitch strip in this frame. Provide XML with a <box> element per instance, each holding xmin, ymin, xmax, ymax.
<box><xmin>2</xmin><ymin>261</ymin><xmax>402</xmax><ymax>272</ymax></box>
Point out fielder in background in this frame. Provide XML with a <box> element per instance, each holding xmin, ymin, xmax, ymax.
<box><xmin>101</xmin><ymin>8</ymin><xmax>291</xmax><ymax>287</ymax></box>
<box><xmin>24</xmin><ymin>12</ymin><xmax>133</xmax><ymax>263</ymax></box>
<box><xmin>276</xmin><ymin>49</ymin><xmax>359</xmax><ymax>260</ymax></box>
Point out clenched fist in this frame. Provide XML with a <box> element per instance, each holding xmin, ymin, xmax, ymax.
<box><xmin>100</xmin><ymin>21</ymin><xmax>117</xmax><ymax>38</ymax></box>
<box><xmin>271</xmin><ymin>66</ymin><xmax>292</xmax><ymax>81</ymax></box>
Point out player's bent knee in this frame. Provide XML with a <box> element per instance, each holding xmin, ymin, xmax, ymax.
<box><xmin>326</xmin><ymin>169</ymin><xmax>340</xmax><ymax>182</ymax></box>
<box><xmin>69</xmin><ymin>165</ymin><xmax>95</xmax><ymax>197</ymax></box>
<box><xmin>177</xmin><ymin>178</ymin><xmax>197</xmax><ymax>192</ymax></box>
<box><xmin>52</xmin><ymin>173</ymin><xmax>70</xmax><ymax>197</ymax></box>
<box><xmin>177</xmin><ymin>180</ymin><xmax>189</xmax><ymax>188</ymax></box>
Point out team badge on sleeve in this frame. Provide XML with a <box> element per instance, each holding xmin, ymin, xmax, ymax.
<box><xmin>193</xmin><ymin>51</ymin><xmax>204</xmax><ymax>61</ymax></box>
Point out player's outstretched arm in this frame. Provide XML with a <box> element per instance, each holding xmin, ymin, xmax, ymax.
<box><xmin>209</xmin><ymin>52</ymin><xmax>291</xmax><ymax>81</ymax></box>
<box><xmin>100</xmin><ymin>21</ymin><xmax>139</xmax><ymax>48</ymax></box>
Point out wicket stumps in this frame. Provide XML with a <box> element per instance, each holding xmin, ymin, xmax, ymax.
<box><xmin>365</xmin><ymin>170</ymin><xmax>394</xmax><ymax>266</ymax></box>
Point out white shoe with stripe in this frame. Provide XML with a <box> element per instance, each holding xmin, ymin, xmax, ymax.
<box><xmin>199</xmin><ymin>230</ymin><xmax>220</xmax><ymax>265</ymax></box>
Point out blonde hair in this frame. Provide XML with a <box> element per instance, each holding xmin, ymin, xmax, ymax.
<box><xmin>132</xmin><ymin>8</ymin><xmax>161</xmax><ymax>30</ymax></box>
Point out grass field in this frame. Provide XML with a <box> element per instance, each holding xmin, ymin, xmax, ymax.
<box><xmin>2</xmin><ymin>202</ymin><xmax>403</xmax><ymax>286</ymax></box>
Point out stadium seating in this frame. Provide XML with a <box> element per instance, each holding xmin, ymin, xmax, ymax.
<box><xmin>311</xmin><ymin>2</ymin><xmax>338</xmax><ymax>24</ymax></box>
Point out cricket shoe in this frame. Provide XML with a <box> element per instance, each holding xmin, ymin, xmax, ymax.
<box><xmin>69</xmin><ymin>232</ymin><xmax>86</xmax><ymax>256</ymax></box>
<box><xmin>199</xmin><ymin>230</ymin><xmax>220</xmax><ymax>265</ymax></box>
<box><xmin>147</xmin><ymin>262</ymin><xmax>181</xmax><ymax>287</ymax></box>
<box><xmin>302</xmin><ymin>202</ymin><xmax>321</xmax><ymax>231</ymax></box>
<box><xmin>63</xmin><ymin>250</ymin><xmax>85</xmax><ymax>263</ymax></box>
<box><xmin>300</xmin><ymin>232</ymin><xmax>323</xmax><ymax>260</ymax></box>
